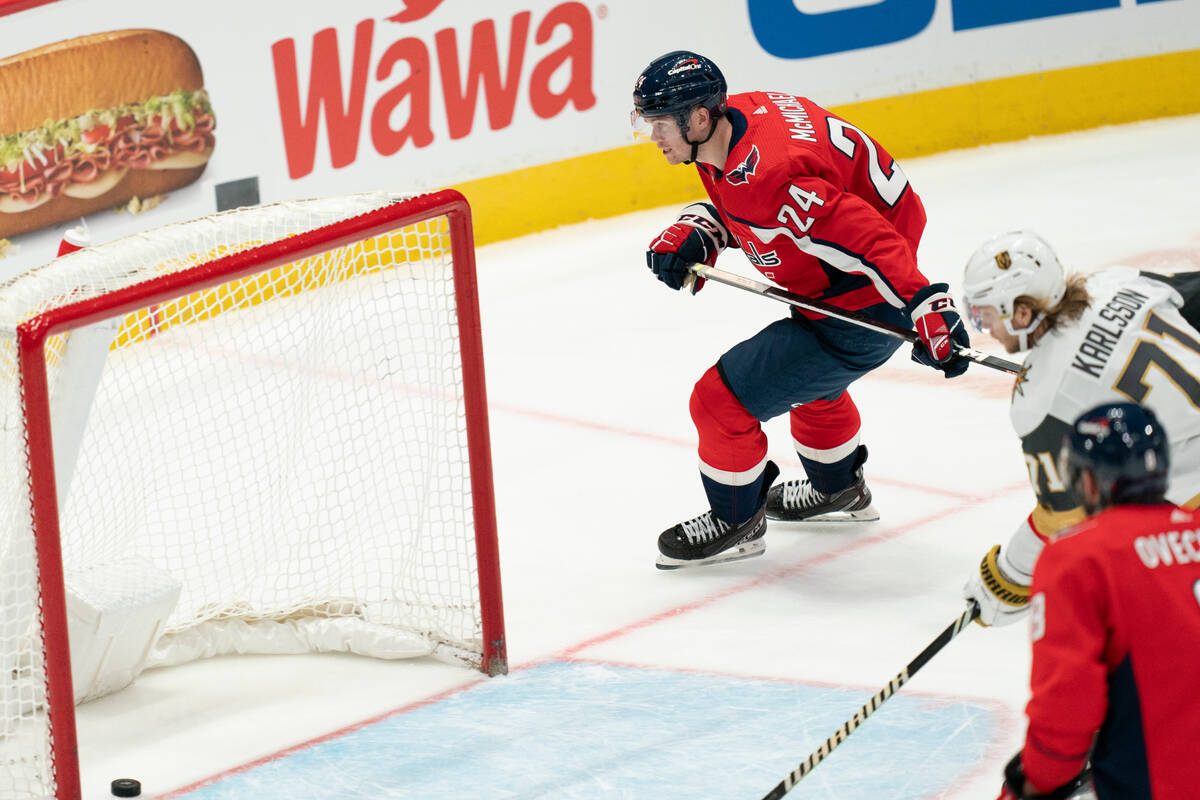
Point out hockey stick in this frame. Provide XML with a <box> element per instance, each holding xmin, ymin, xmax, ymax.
<box><xmin>759</xmin><ymin>602</ymin><xmax>981</xmax><ymax>800</ymax></box>
<box><xmin>689</xmin><ymin>264</ymin><xmax>1023</xmax><ymax>376</ymax></box>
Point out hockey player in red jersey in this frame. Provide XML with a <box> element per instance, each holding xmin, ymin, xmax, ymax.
<box><xmin>632</xmin><ymin>51</ymin><xmax>970</xmax><ymax>569</ymax></box>
<box><xmin>960</xmin><ymin>232</ymin><xmax>1200</xmax><ymax>626</ymax></box>
<box><xmin>998</xmin><ymin>402</ymin><xmax>1200</xmax><ymax>799</ymax></box>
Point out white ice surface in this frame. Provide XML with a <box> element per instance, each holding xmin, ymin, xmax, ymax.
<box><xmin>73</xmin><ymin>113</ymin><xmax>1200</xmax><ymax>799</ymax></box>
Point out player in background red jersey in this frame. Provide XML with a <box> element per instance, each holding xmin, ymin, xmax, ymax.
<box><xmin>632</xmin><ymin>51</ymin><xmax>970</xmax><ymax>569</ymax></box>
<box><xmin>998</xmin><ymin>402</ymin><xmax>1200</xmax><ymax>800</ymax></box>
<box><xmin>959</xmin><ymin>233</ymin><xmax>1200</xmax><ymax>628</ymax></box>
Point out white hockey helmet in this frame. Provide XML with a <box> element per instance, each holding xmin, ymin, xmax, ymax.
<box><xmin>962</xmin><ymin>231</ymin><xmax>1066</xmax><ymax>349</ymax></box>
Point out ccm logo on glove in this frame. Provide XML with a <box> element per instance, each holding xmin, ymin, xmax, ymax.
<box><xmin>905</xmin><ymin>283</ymin><xmax>970</xmax><ymax>377</ymax></box>
<box><xmin>646</xmin><ymin>203</ymin><xmax>731</xmax><ymax>291</ymax></box>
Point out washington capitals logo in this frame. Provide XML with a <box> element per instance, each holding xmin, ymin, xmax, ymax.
<box><xmin>743</xmin><ymin>239</ymin><xmax>780</xmax><ymax>267</ymax></box>
<box><xmin>727</xmin><ymin>146</ymin><xmax>760</xmax><ymax>186</ymax></box>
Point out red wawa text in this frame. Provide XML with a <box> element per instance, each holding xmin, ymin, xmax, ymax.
<box><xmin>272</xmin><ymin>2</ymin><xmax>596</xmax><ymax>179</ymax></box>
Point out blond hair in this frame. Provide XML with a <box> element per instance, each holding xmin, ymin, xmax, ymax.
<box><xmin>1016</xmin><ymin>273</ymin><xmax>1091</xmax><ymax>332</ymax></box>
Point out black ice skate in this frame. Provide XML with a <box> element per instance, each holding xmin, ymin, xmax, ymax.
<box><xmin>656</xmin><ymin>461</ymin><xmax>779</xmax><ymax>570</ymax></box>
<box><xmin>766</xmin><ymin>447</ymin><xmax>879</xmax><ymax>522</ymax></box>
<box><xmin>656</xmin><ymin>507</ymin><xmax>767</xmax><ymax>570</ymax></box>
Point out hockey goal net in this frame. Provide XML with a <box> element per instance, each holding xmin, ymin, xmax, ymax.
<box><xmin>0</xmin><ymin>190</ymin><xmax>506</xmax><ymax>800</ymax></box>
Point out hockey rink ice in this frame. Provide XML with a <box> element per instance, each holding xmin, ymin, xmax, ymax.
<box><xmin>71</xmin><ymin>114</ymin><xmax>1200</xmax><ymax>799</ymax></box>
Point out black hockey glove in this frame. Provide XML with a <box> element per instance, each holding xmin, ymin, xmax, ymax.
<box><xmin>999</xmin><ymin>753</ymin><xmax>1092</xmax><ymax>799</ymax></box>
<box><xmin>905</xmin><ymin>282</ymin><xmax>970</xmax><ymax>378</ymax></box>
<box><xmin>646</xmin><ymin>203</ymin><xmax>729</xmax><ymax>291</ymax></box>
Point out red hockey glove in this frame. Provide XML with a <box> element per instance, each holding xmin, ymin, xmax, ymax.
<box><xmin>905</xmin><ymin>282</ymin><xmax>970</xmax><ymax>378</ymax></box>
<box><xmin>646</xmin><ymin>203</ymin><xmax>730</xmax><ymax>291</ymax></box>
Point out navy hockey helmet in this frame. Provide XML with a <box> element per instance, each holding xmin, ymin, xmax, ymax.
<box><xmin>632</xmin><ymin>51</ymin><xmax>727</xmax><ymax>140</ymax></box>
<box><xmin>1059</xmin><ymin>402</ymin><xmax>1170</xmax><ymax>512</ymax></box>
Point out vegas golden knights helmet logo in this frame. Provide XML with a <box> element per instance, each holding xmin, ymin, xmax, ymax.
<box><xmin>994</xmin><ymin>250</ymin><xmax>1012</xmax><ymax>270</ymax></box>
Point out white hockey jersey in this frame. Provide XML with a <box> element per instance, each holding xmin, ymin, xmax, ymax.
<box><xmin>1011</xmin><ymin>266</ymin><xmax>1200</xmax><ymax>533</ymax></box>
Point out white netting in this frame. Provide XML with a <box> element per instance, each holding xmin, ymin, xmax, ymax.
<box><xmin>0</xmin><ymin>193</ymin><xmax>491</xmax><ymax>798</ymax></box>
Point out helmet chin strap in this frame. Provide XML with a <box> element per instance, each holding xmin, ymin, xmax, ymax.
<box><xmin>1006</xmin><ymin>311</ymin><xmax>1046</xmax><ymax>351</ymax></box>
<box><xmin>681</xmin><ymin>114</ymin><xmax>720</xmax><ymax>165</ymax></box>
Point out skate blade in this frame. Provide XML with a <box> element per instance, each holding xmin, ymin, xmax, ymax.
<box><xmin>655</xmin><ymin>540</ymin><xmax>766</xmax><ymax>570</ymax></box>
<box><xmin>767</xmin><ymin>504</ymin><xmax>880</xmax><ymax>523</ymax></box>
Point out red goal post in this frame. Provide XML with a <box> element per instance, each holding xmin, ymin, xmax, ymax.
<box><xmin>1</xmin><ymin>190</ymin><xmax>506</xmax><ymax>800</ymax></box>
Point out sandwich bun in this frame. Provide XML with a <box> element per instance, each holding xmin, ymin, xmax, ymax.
<box><xmin>0</xmin><ymin>167</ymin><xmax>207</xmax><ymax>238</ymax></box>
<box><xmin>0</xmin><ymin>30</ymin><xmax>204</xmax><ymax>134</ymax></box>
<box><xmin>0</xmin><ymin>30</ymin><xmax>215</xmax><ymax>240</ymax></box>
<box><xmin>0</xmin><ymin>193</ymin><xmax>52</xmax><ymax>214</ymax></box>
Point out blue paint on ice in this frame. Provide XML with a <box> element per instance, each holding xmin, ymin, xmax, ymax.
<box><xmin>176</xmin><ymin>661</ymin><xmax>998</xmax><ymax>799</ymax></box>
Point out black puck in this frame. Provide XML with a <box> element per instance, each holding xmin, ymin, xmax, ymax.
<box><xmin>111</xmin><ymin>778</ymin><xmax>141</xmax><ymax>797</ymax></box>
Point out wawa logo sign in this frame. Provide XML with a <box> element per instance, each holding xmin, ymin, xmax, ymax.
<box><xmin>271</xmin><ymin>1</ymin><xmax>597</xmax><ymax>179</ymax></box>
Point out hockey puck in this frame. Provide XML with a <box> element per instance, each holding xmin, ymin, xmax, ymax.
<box><xmin>111</xmin><ymin>778</ymin><xmax>141</xmax><ymax>797</ymax></box>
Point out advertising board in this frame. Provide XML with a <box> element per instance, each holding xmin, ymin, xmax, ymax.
<box><xmin>0</xmin><ymin>0</ymin><xmax>1196</xmax><ymax>275</ymax></box>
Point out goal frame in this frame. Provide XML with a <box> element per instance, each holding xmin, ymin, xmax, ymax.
<box><xmin>14</xmin><ymin>189</ymin><xmax>506</xmax><ymax>800</ymax></box>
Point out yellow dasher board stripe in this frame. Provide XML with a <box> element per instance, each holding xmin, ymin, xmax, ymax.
<box><xmin>0</xmin><ymin>220</ymin><xmax>447</xmax><ymax>382</ymax></box>
<box><xmin>109</xmin><ymin>222</ymin><xmax>448</xmax><ymax>351</ymax></box>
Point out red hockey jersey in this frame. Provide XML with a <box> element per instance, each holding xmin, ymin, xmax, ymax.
<box><xmin>695</xmin><ymin>92</ymin><xmax>930</xmax><ymax>315</ymax></box>
<box><xmin>1023</xmin><ymin>504</ymin><xmax>1200</xmax><ymax>797</ymax></box>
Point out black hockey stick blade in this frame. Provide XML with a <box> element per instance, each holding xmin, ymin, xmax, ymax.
<box><xmin>690</xmin><ymin>265</ymin><xmax>1023</xmax><ymax>376</ymax></box>
<box><xmin>758</xmin><ymin>603</ymin><xmax>981</xmax><ymax>800</ymax></box>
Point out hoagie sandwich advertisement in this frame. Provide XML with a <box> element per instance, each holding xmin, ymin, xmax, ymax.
<box><xmin>0</xmin><ymin>29</ymin><xmax>215</xmax><ymax>239</ymax></box>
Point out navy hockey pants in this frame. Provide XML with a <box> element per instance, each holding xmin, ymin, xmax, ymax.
<box><xmin>719</xmin><ymin>304</ymin><xmax>907</xmax><ymax>419</ymax></box>
<box><xmin>692</xmin><ymin>303</ymin><xmax>907</xmax><ymax>524</ymax></box>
